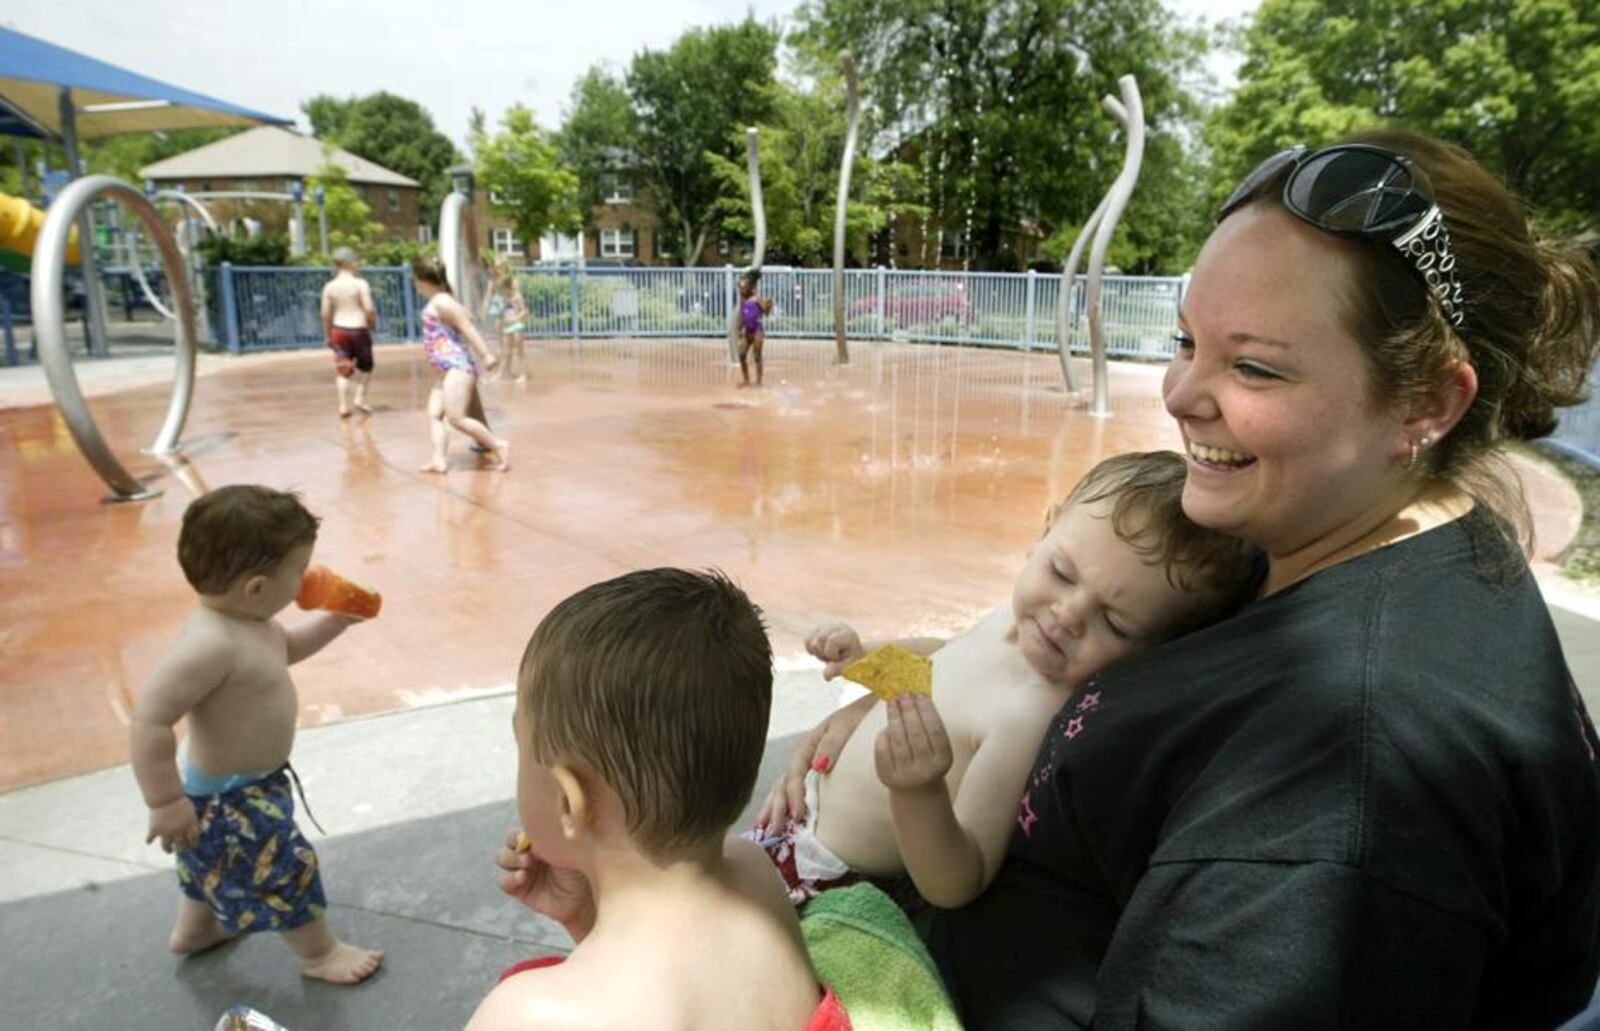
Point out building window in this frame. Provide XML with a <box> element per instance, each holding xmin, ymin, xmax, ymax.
<box><xmin>939</xmin><ymin>232</ymin><xmax>969</xmax><ymax>260</ymax></box>
<box><xmin>387</xmin><ymin>189</ymin><xmax>400</xmax><ymax>213</ymax></box>
<box><xmin>418</xmin><ymin>224</ymin><xmax>433</xmax><ymax>244</ymax></box>
<box><xmin>491</xmin><ymin>228</ymin><xmax>524</xmax><ymax>256</ymax></box>
<box><xmin>238</xmin><ymin>179</ymin><xmax>258</xmax><ymax>193</ymax></box>
<box><xmin>600</xmin><ymin>228</ymin><xmax>634</xmax><ymax>258</ymax></box>
<box><xmin>599</xmin><ymin>173</ymin><xmax>634</xmax><ymax>203</ymax></box>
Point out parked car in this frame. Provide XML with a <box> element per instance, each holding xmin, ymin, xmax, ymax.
<box><xmin>847</xmin><ymin>279</ymin><xmax>972</xmax><ymax>326</ymax></box>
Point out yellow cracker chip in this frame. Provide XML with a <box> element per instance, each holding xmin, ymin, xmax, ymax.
<box><xmin>841</xmin><ymin>644</ymin><xmax>933</xmax><ymax>701</ymax></box>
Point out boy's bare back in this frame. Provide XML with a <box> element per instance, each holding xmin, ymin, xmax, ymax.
<box><xmin>143</xmin><ymin>606</ymin><xmax>299</xmax><ymax>777</ymax></box>
<box><xmin>814</xmin><ymin>605</ymin><xmax>1066</xmax><ymax>875</ymax></box>
<box><xmin>471</xmin><ymin>840</ymin><xmax>819</xmax><ymax>1030</ymax></box>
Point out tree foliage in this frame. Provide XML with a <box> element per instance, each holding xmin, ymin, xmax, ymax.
<box><xmin>792</xmin><ymin>0</ymin><xmax>1209</xmax><ymax>272</ymax></box>
<box><xmin>706</xmin><ymin>76</ymin><xmax>927</xmax><ymax>266</ymax></box>
<box><xmin>556</xmin><ymin>67</ymin><xmax>639</xmax><ymax>222</ymax></box>
<box><xmin>473</xmin><ymin>105</ymin><xmax>582</xmax><ymax>258</ymax></box>
<box><xmin>300</xmin><ymin>91</ymin><xmax>460</xmax><ymax>227</ymax></box>
<box><xmin>1207</xmin><ymin>0</ymin><xmax>1600</xmax><ymax>234</ymax></box>
<box><xmin>627</xmin><ymin>17</ymin><xmax>781</xmax><ymax>265</ymax></box>
<box><xmin>82</xmin><ymin>127</ymin><xmax>244</xmax><ymax>185</ymax></box>
<box><xmin>308</xmin><ymin>158</ymin><xmax>383</xmax><ymax>248</ymax></box>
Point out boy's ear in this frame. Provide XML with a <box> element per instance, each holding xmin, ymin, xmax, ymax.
<box><xmin>550</xmin><ymin>764</ymin><xmax>590</xmax><ymax>840</ymax></box>
<box><xmin>241</xmin><ymin>574</ymin><xmax>269</xmax><ymax>599</ymax></box>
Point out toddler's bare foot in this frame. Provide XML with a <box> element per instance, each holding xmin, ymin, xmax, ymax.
<box><xmin>419</xmin><ymin>460</ymin><xmax>449</xmax><ymax>474</ymax></box>
<box><xmin>169</xmin><ymin>910</ymin><xmax>237</xmax><ymax>956</ymax></box>
<box><xmin>490</xmin><ymin>440</ymin><xmax>512</xmax><ymax>472</ymax></box>
<box><xmin>339</xmin><ymin>408</ymin><xmax>352</xmax><ymax>418</ymax></box>
<box><xmin>300</xmin><ymin>941</ymin><xmax>385</xmax><ymax>985</ymax></box>
<box><xmin>354</xmin><ymin>401</ymin><xmax>374</xmax><ymax>415</ymax></box>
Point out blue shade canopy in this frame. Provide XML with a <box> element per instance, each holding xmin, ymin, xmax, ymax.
<box><xmin>0</xmin><ymin>26</ymin><xmax>291</xmax><ymax>141</ymax></box>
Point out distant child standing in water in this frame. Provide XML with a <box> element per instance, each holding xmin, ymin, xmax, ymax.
<box><xmin>492</xmin><ymin>259</ymin><xmax>530</xmax><ymax>385</ymax></box>
<box><xmin>320</xmin><ymin>247</ymin><xmax>377</xmax><ymax>417</ymax></box>
<box><xmin>410</xmin><ymin>256</ymin><xmax>510</xmax><ymax>473</ymax></box>
<box><xmin>736</xmin><ymin>273</ymin><xmax>773</xmax><ymax>387</ymax></box>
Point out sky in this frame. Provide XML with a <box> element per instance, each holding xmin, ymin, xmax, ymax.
<box><xmin>7</xmin><ymin>0</ymin><xmax>1261</xmax><ymax>150</ymax></box>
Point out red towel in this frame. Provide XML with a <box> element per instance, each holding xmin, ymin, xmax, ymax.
<box><xmin>806</xmin><ymin>987</ymin><xmax>852</xmax><ymax>1030</ymax></box>
<box><xmin>496</xmin><ymin>955</ymin><xmax>565</xmax><ymax>983</ymax></box>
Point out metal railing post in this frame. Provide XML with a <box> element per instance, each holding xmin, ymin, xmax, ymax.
<box><xmin>400</xmin><ymin>266</ymin><xmax>418</xmax><ymax>340</ymax></box>
<box><xmin>1</xmin><ymin>298</ymin><xmax>15</xmax><ymax>366</ymax></box>
<box><xmin>569</xmin><ymin>263</ymin><xmax>580</xmax><ymax>339</ymax></box>
<box><xmin>1023</xmin><ymin>269</ymin><xmax>1037</xmax><ymax>352</ymax></box>
<box><xmin>219</xmin><ymin>262</ymin><xmax>242</xmax><ymax>354</ymax></box>
<box><xmin>875</xmin><ymin>265</ymin><xmax>887</xmax><ymax>339</ymax></box>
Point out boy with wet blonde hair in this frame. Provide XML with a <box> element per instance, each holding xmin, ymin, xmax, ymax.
<box><xmin>130</xmin><ymin>484</ymin><xmax>382</xmax><ymax>984</ymax></box>
<box><xmin>470</xmin><ymin>568</ymin><xmax>844</xmax><ymax>1029</ymax></box>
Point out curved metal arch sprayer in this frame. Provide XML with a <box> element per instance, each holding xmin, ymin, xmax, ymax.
<box><xmin>1055</xmin><ymin>89</ymin><xmax>1135</xmax><ymax>396</ymax></box>
<box><xmin>439</xmin><ymin>190</ymin><xmax>493</xmax><ymax>428</ymax></box>
<box><xmin>32</xmin><ymin>176</ymin><xmax>197</xmax><ymax>502</ymax></box>
<box><xmin>727</xmin><ymin>127</ymin><xmax>765</xmax><ymax>361</ymax></box>
<box><xmin>128</xmin><ymin>190</ymin><xmax>219</xmax><ymax>320</ymax></box>
<box><xmin>1085</xmin><ymin>75</ymin><xmax>1145</xmax><ymax>417</ymax></box>
<box><xmin>832</xmin><ymin>51</ymin><xmax>861</xmax><ymax>365</ymax></box>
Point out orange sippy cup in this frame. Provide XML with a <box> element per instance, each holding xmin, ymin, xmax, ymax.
<box><xmin>296</xmin><ymin>565</ymin><xmax>382</xmax><ymax>620</ymax></box>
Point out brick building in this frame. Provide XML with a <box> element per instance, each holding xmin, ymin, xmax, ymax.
<box><xmin>140</xmin><ymin>126</ymin><xmax>424</xmax><ymax>243</ymax></box>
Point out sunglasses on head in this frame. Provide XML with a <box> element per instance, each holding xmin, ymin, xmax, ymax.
<box><xmin>1218</xmin><ymin>144</ymin><xmax>1466</xmax><ymax>328</ymax></box>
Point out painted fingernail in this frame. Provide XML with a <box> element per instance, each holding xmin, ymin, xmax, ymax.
<box><xmin>812</xmin><ymin>756</ymin><xmax>832</xmax><ymax>773</ymax></box>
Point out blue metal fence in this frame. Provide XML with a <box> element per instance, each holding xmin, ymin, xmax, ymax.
<box><xmin>1549</xmin><ymin>358</ymin><xmax>1600</xmax><ymax>470</ymax></box>
<box><xmin>217</xmin><ymin>264</ymin><xmax>419</xmax><ymax>354</ymax></box>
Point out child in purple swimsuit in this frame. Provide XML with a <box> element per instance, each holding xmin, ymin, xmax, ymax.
<box><xmin>736</xmin><ymin>273</ymin><xmax>773</xmax><ymax>387</ymax></box>
<box><xmin>411</xmin><ymin>256</ymin><xmax>510</xmax><ymax>473</ymax></box>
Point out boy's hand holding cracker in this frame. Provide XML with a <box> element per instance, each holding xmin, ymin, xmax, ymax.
<box><xmin>495</xmin><ymin>829</ymin><xmax>596</xmax><ymax>941</ymax></box>
<box><xmin>147</xmin><ymin>797</ymin><xmax>200</xmax><ymax>854</ymax></box>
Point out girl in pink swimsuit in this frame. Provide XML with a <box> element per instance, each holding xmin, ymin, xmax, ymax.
<box><xmin>410</xmin><ymin>256</ymin><xmax>510</xmax><ymax>473</ymax></box>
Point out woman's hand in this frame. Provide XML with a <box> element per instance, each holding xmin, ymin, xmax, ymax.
<box><xmin>754</xmin><ymin>694</ymin><xmax>876</xmax><ymax>830</ymax></box>
<box><xmin>806</xmin><ymin>623</ymin><xmax>867</xmax><ymax>680</ymax></box>
<box><xmin>494</xmin><ymin>829</ymin><xmax>596</xmax><ymax>942</ymax></box>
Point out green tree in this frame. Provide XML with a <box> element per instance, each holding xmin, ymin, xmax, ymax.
<box><xmin>308</xmin><ymin>157</ymin><xmax>383</xmax><ymax>248</ymax></box>
<box><xmin>1207</xmin><ymin>0</ymin><xmax>1600</xmax><ymax>234</ymax></box>
<box><xmin>556</xmin><ymin>67</ymin><xmax>639</xmax><ymax>223</ymax></box>
<box><xmin>300</xmin><ymin>92</ymin><xmax>460</xmax><ymax>226</ymax></box>
<box><xmin>627</xmin><ymin>17</ymin><xmax>781</xmax><ymax>265</ymax></box>
<box><xmin>473</xmin><ymin>105</ymin><xmax>582</xmax><ymax>259</ymax></box>
<box><xmin>792</xmin><ymin>0</ymin><xmax>1209</xmax><ymax>272</ymax></box>
<box><xmin>706</xmin><ymin>77</ymin><xmax>927</xmax><ymax>266</ymax></box>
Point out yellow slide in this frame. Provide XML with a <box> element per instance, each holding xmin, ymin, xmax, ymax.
<box><xmin>0</xmin><ymin>193</ymin><xmax>80</xmax><ymax>264</ymax></box>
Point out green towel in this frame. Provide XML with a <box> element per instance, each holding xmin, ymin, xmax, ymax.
<box><xmin>800</xmin><ymin>884</ymin><xmax>963</xmax><ymax>1031</ymax></box>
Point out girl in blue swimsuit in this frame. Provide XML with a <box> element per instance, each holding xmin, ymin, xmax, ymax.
<box><xmin>411</xmin><ymin>256</ymin><xmax>510</xmax><ymax>473</ymax></box>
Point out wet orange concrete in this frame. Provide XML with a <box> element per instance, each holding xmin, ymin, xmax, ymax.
<box><xmin>0</xmin><ymin>337</ymin><xmax>1577</xmax><ymax>791</ymax></box>
<box><xmin>0</xmin><ymin>339</ymin><xmax>1182</xmax><ymax>790</ymax></box>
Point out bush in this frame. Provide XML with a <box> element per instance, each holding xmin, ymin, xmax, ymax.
<box><xmin>195</xmin><ymin>232</ymin><xmax>291</xmax><ymax>267</ymax></box>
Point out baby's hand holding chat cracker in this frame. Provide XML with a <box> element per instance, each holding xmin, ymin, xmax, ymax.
<box><xmin>806</xmin><ymin>623</ymin><xmax>866</xmax><ymax>680</ymax></box>
<box><xmin>841</xmin><ymin>644</ymin><xmax>933</xmax><ymax>702</ymax></box>
<box><xmin>875</xmin><ymin>694</ymin><xmax>954</xmax><ymax>791</ymax></box>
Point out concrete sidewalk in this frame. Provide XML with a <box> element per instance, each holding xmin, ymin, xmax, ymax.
<box><xmin>0</xmin><ymin>669</ymin><xmax>842</xmax><ymax>1029</ymax></box>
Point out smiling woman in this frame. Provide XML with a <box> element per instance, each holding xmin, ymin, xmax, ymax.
<box><xmin>920</xmin><ymin>130</ymin><xmax>1600</xmax><ymax>1028</ymax></box>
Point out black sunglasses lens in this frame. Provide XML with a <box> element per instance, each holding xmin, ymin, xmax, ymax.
<box><xmin>1219</xmin><ymin>147</ymin><xmax>1303</xmax><ymax>220</ymax></box>
<box><xmin>1287</xmin><ymin>148</ymin><xmax>1431</xmax><ymax>234</ymax></box>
